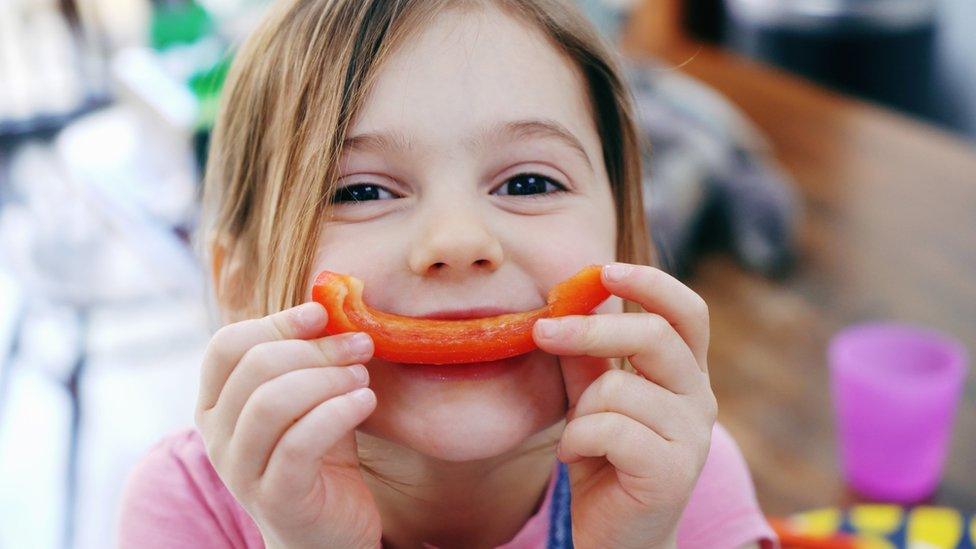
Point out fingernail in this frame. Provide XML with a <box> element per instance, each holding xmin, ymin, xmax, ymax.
<box><xmin>297</xmin><ymin>302</ymin><xmax>327</xmax><ymax>328</ymax></box>
<box><xmin>348</xmin><ymin>364</ymin><xmax>369</xmax><ymax>385</ymax></box>
<box><xmin>349</xmin><ymin>387</ymin><xmax>375</xmax><ymax>404</ymax></box>
<box><xmin>536</xmin><ymin>318</ymin><xmax>564</xmax><ymax>339</ymax></box>
<box><xmin>345</xmin><ymin>333</ymin><xmax>373</xmax><ymax>357</ymax></box>
<box><xmin>603</xmin><ymin>263</ymin><xmax>632</xmax><ymax>283</ymax></box>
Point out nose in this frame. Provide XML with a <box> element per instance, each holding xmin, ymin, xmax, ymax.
<box><xmin>407</xmin><ymin>201</ymin><xmax>504</xmax><ymax>277</ymax></box>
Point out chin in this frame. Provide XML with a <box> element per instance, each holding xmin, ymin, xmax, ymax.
<box><xmin>361</xmin><ymin>353</ymin><xmax>567</xmax><ymax>462</ymax></box>
<box><xmin>406</xmin><ymin>399</ymin><xmax>558</xmax><ymax>461</ymax></box>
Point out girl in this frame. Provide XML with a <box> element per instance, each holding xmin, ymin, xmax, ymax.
<box><xmin>120</xmin><ymin>1</ymin><xmax>776</xmax><ymax>547</ymax></box>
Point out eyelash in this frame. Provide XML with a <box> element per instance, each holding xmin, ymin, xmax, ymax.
<box><xmin>329</xmin><ymin>173</ymin><xmax>568</xmax><ymax>204</ymax></box>
<box><xmin>494</xmin><ymin>173</ymin><xmax>568</xmax><ymax>199</ymax></box>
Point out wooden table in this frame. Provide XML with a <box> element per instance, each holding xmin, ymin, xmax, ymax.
<box><xmin>623</xmin><ymin>2</ymin><xmax>976</xmax><ymax>516</ymax></box>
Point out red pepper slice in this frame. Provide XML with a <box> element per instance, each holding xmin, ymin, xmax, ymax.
<box><xmin>311</xmin><ymin>265</ymin><xmax>610</xmax><ymax>364</ymax></box>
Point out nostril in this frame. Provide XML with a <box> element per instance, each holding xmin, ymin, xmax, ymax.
<box><xmin>432</xmin><ymin>262</ymin><xmax>447</xmax><ymax>270</ymax></box>
<box><xmin>474</xmin><ymin>259</ymin><xmax>490</xmax><ymax>267</ymax></box>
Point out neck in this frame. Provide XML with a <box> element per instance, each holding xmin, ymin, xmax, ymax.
<box><xmin>357</xmin><ymin>423</ymin><xmax>562</xmax><ymax>549</ymax></box>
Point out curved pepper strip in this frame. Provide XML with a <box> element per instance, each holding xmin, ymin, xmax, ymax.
<box><xmin>311</xmin><ymin>265</ymin><xmax>610</xmax><ymax>364</ymax></box>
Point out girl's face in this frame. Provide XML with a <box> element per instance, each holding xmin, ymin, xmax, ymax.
<box><xmin>310</xmin><ymin>5</ymin><xmax>620</xmax><ymax>461</ymax></box>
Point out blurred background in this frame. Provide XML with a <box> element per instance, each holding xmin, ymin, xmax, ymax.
<box><xmin>0</xmin><ymin>0</ymin><xmax>973</xmax><ymax>547</ymax></box>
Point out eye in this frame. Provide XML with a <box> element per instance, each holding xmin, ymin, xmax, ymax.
<box><xmin>330</xmin><ymin>183</ymin><xmax>398</xmax><ymax>204</ymax></box>
<box><xmin>493</xmin><ymin>173</ymin><xmax>566</xmax><ymax>197</ymax></box>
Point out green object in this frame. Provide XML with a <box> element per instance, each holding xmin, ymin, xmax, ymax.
<box><xmin>150</xmin><ymin>0</ymin><xmax>213</xmax><ymax>50</ymax></box>
<box><xmin>189</xmin><ymin>55</ymin><xmax>232</xmax><ymax>129</ymax></box>
<box><xmin>148</xmin><ymin>0</ymin><xmax>230</xmax><ymax>129</ymax></box>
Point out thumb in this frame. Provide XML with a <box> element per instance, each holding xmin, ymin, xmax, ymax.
<box><xmin>559</xmin><ymin>355</ymin><xmax>614</xmax><ymax>420</ymax></box>
<box><xmin>322</xmin><ymin>428</ymin><xmax>361</xmax><ymax>469</ymax></box>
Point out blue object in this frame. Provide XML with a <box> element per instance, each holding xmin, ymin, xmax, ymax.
<box><xmin>547</xmin><ymin>461</ymin><xmax>574</xmax><ymax>549</ymax></box>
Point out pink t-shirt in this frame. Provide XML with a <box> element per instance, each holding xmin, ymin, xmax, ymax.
<box><xmin>119</xmin><ymin>423</ymin><xmax>776</xmax><ymax>548</ymax></box>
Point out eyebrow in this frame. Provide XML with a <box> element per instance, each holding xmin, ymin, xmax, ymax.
<box><xmin>342</xmin><ymin>118</ymin><xmax>593</xmax><ymax>170</ymax></box>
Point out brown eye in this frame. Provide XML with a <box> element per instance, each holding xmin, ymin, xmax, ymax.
<box><xmin>494</xmin><ymin>174</ymin><xmax>566</xmax><ymax>197</ymax></box>
<box><xmin>331</xmin><ymin>184</ymin><xmax>397</xmax><ymax>204</ymax></box>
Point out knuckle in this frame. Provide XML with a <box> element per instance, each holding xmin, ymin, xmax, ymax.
<box><xmin>692</xmin><ymin>294</ymin><xmax>710</xmax><ymax>325</ymax></box>
<box><xmin>312</xmin><ymin>366</ymin><xmax>351</xmax><ymax>395</ymax></box>
<box><xmin>275</xmin><ymin>435</ymin><xmax>306</xmax><ymax>464</ymax></box>
<box><xmin>240</xmin><ymin>342</ymin><xmax>280</xmax><ymax>375</ymax></box>
<box><xmin>596</xmin><ymin>369</ymin><xmax>627</xmax><ymax>403</ymax></box>
<box><xmin>643</xmin><ymin>314</ymin><xmax>668</xmax><ymax>340</ymax></box>
<box><xmin>562</xmin><ymin>417</ymin><xmax>585</xmax><ymax>445</ymax></box>
<box><xmin>247</xmin><ymin>386</ymin><xmax>283</xmax><ymax>420</ymax></box>
<box><xmin>313</xmin><ymin>338</ymin><xmax>345</xmax><ymax>365</ymax></box>
<box><xmin>208</xmin><ymin>324</ymin><xmax>243</xmax><ymax>365</ymax></box>
<box><xmin>263</xmin><ymin>311</ymin><xmax>293</xmax><ymax>342</ymax></box>
<box><xmin>646</xmin><ymin>267</ymin><xmax>668</xmax><ymax>293</ymax></box>
<box><xmin>577</xmin><ymin>315</ymin><xmax>602</xmax><ymax>348</ymax></box>
<box><xmin>704</xmin><ymin>391</ymin><xmax>719</xmax><ymax>424</ymax></box>
<box><xmin>248</xmin><ymin>391</ymin><xmax>278</xmax><ymax>419</ymax></box>
<box><xmin>599</xmin><ymin>412</ymin><xmax>624</xmax><ymax>439</ymax></box>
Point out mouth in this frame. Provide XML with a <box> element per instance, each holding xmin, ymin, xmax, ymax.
<box><xmin>394</xmin><ymin>353</ymin><xmax>533</xmax><ymax>382</ymax></box>
<box><xmin>417</xmin><ymin>307</ymin><xmax>523</xmax><ymax>320</ymax></box>
<box><xmin>313</xmin><ymin>266</ymin><xmax>608</xmax><ymax>365</ymax></box>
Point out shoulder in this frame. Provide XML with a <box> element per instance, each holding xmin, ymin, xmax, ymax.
<box><xmin>124</xmin><ymin>429</ymin><xmax>218</xmax><ymax>493</ymax></box>
<box><xmin>118</xmin><ymin>428</ymin><xmax>263</xmax><ymax>549</ymax></box>
<box><xmin>675</xmin><ymin>423</ymin><xmax>777</xmax><ymax>548</ymax></box>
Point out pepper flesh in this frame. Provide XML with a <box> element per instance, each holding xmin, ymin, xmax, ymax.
<box><xmin>311</xmin><ymin>265</ymin><xmax>610</xmax><ymax>364</ymax></box>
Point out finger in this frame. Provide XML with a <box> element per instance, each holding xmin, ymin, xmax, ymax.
<box><xmin>558</xmin><ymin>412</ymin><xmax>667</xmax><ymax>479</ymax></box>
<box><xmin>197</xmin><ymin>303</ymin><xmax>329</xmax><ymax>412</ymax></box>
<box><xmin>227</xmin><ymin>365</ymin><xmax>369</xmax><ymax>483</ymax></box>
<box><xmin>573</xmin><ymin>369</ymin><xmax>682</xmax><ymax>440</ymax></box>
<box><xmin>534</xmin><ymin>313</ymin><xmax>703</xmax><ymax>395</ymax></box>
<box><xmin>559</xmin><ymin>354</ymin><xmax>615</xmax><ymax>415</ymax></box>
<box><xmin>210</xmin><ymin>333</ymin><xmax>373</xmax><ymax>438</ymax></box>
<box><xmin>601</xmin><ymin>263</ymin><xmax>710</xmax><ymax>368</ymax></box>
<box><xmin>262</xmin><ymin>387</ymin><xmax>376</xmax><ymax>495</ymax></box>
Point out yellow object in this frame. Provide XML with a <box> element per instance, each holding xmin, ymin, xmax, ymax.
<box><xmin>793</xmin><ymin>507</ymin><xmax>844</xmax><ymax>536</ymax></box>
<box><xmin>850</xmin><ymin>505</ymin><xmax>904</xmax><ymax>536</ymax></box>
<box><xmin>906</xmin><ymin>507</ymin><xmax>963</xmax><ymax>548</ymax></box>
<box><xmin>786</xmin><ymin>504</ymin><xmax>976</xmax><ymax>548</ymax></box>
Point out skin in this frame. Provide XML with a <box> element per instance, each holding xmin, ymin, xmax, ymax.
<box><xmin>196</xmin><ymin>5</ymin><xmax>758</xmax><ymax>549</ymax></box>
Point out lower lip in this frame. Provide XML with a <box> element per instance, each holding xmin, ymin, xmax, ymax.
<box><xmin>396</xmin><ymin>354</ymin><xmax>529</xmax><ymax>382</ymax></box>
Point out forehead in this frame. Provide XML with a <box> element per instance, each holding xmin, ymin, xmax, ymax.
<box><xmin>349</xmin><ymin>4</ymin><xmax>597</xmax><ymax>152</ymax></box>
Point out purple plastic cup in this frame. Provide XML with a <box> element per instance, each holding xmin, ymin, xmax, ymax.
<box><xmin>829</xmin><ymin>322</ymin><xmax>968</xmax><ymax>503</ymax></box>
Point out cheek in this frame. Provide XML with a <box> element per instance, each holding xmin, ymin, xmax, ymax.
<box><xmin>307</xmin><ymin>223</ymin><xmax>401</xmax><ymax>296</ymax></box>
<box><xmin>503</xmin><ymin>210</ymin><xmax>616</xmax><ymax>282</ymax></box>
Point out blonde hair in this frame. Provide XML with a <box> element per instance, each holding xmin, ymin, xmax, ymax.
<box><xmin>202</xmin><ymin>0</ymin><xmax>652</xmax><ymax>321</ymax></box>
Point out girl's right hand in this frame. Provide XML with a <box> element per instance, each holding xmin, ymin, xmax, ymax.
<box><xmin>194</xmin><ymin>302</ymin><xmax>382</xmax><ymax>549</ymax></box>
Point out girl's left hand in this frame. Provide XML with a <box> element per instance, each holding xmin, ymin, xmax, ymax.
<box><xmin>533</xmin><ymin>263</ymin><xmax>718</xmax><ymax>549</ymax></box>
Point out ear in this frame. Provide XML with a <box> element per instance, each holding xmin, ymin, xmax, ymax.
<box><xmin>210</xmin><ymin>237</ymin><xmax>226</xmax><ymax>297</ymax></box>
<box><xmin>209</xmin><ymin>236</ymin><xmax>248</xmax><ymax>322</ymax></box>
